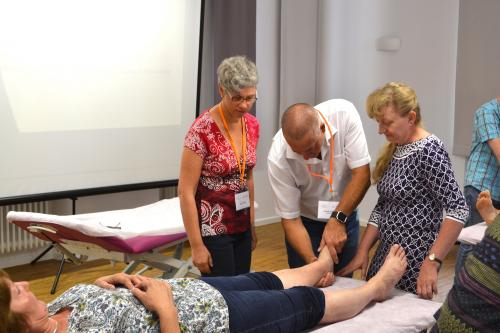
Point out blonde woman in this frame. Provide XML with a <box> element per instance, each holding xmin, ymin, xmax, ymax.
<box><xmin>339</xmin><ymin>82</ymin><xmax>469</xmax><ymax>299</ymax></box>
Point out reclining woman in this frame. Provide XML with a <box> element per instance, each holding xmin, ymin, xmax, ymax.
<box><xmin>1</xmin><ymin>245</ymin><xmax>407</xmax><ymax>333</ymax></box>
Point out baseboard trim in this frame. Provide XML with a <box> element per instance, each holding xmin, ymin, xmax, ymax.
<box><xmin>255</xmin><ymin>216</ymin><xmax>281</xmax><ymax>226</ymax></box>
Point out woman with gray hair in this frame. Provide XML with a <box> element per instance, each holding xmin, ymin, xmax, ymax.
<box><xmin>179</xmin><ymin>56</ymin><xmax>260</xmax><ymax>276</ymax></box>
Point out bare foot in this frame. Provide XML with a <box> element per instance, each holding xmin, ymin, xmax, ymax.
<box><xmin>476</xmin><ymin>191</ymin><xmax>499</xmax><ymax>225</ymax></box>
<box><xmin>318</xmin><ymin>246</ymin><xmax>333</xmax><ymax>273</ymax></box>
<box><xmin>367</xmin><ymin>244</ymin><xmax>407</xmax><ymax>301</ymax></box>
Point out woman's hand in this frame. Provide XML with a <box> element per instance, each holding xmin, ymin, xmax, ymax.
<box><xmin>416</xmin><ymin>260</ymin><xmax>439</xmax><ymax>299</ymax></box>
<box><xmin>191</xmin><ymin>244</ymin><xmax>213</xmax><ymax>274</ymax></box>
<box><xmin>131</xmin><ymin>276</ymin><xmax>176</xmax><ymax>313</ymax></box>
<box><xmin>337</xmin><ymin>251</ymin><xmax>370</xmax><ymax>279</ymax></box>
<box><xmin>132</xmin><ymin>276</ymin><xmax>180</xmax><ymax>333</ymax></box>
<box><xmin>95</xmin><ymin>272</ymin><xmax>141</xmax><ymax>290</ymax></box>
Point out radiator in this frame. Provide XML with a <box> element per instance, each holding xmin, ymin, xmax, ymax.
<box><xmin>0</xmin><ymin>202</ymin><xmax>49</xmax><ymax>254</ymax></box>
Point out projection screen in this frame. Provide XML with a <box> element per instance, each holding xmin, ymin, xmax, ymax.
<box><xmin>0</xmin><ymin>0</ymin><xmax>203</xmax><ymax>201</ymax></box>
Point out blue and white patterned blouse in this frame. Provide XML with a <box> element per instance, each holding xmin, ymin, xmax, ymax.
<box><xmin>47</xmin><ymin>278</ymin><xmax>229</xmax><ymax>332</ymax></box>
<box><xmin>366</xmin><ymin>135</ymin><xmax>469</xmax><ymax>293</ymax></box>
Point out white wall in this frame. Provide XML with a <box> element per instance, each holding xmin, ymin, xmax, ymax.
<box><xmin>5</xmin><ymin>0</ymin><xmax>474</xmax><ymax>267</ymax></box>
<box><xmin>255</xmin><ymin>0</ymin><xmax>465</xmax><ymax>225</ymax></box>
<box><xmin>320</xmin><ymin>0</ymin><xmax>463</xmax><ymax>223</ymax></box>
<box><xmin>253</xmin><ymin>0</ymin><xmax>281</xmax><ymax>225</ymax></box>
<box><xmin>40</xmin><ymin>1</ymin><xmax>469</xmax><ymax>225</ymax></box>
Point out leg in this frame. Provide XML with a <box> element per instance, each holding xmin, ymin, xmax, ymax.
<box><xmin>274</xmin><ymin>245</ymin><xmax>334</xmax><ymax>289</ymax></box>
<box><xmin>475</xmin><ymin>190</ymin><xmax>500</xmax><ymax>225</ymax></box>
<box><xmin>285</xmin><ymin>216</ymin><xmax>325</xmax><ymax>268</ymax></box>
<box><xmin>204</xmin><ymin>247</ymin><xmax>333</xmax><ymax>292</ymax></box>
<box><xmin>455</xmin><ymin>186</ymin><xmax>482</xmax><ymax>276</ymax></box>
<box><xmin>202</xmin><ymin>234</ymin><xmax>236</xmax><ymax>277</ymax></box>
<box><xmin>233</xmin><ymin>229</ymin><xmax>252</xmax><ymax>275</ymax></box>
<box><xmin>320</xmin><ymin>244</ymin><xmax>407</xmax><ymax>323</ymax></box>
<box><xmin>285</xmin><ymin>213</ymin><xmax>359</xmax><ymax>272</ymax></box>
<box><xmin>222</xmin><ymin>286</ymin><xmax>325</xmax><ymax>332</ymax></box>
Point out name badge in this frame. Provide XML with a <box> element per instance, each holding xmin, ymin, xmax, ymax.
<box><xmin>317</xmin><ymin>200</ymin><xmax>339</xmax><ymax>220</ymax></box>
<box><xmin>235</xmin><ymin>191</ymin><xmax>250</xmax><ymax>211</ymax></box>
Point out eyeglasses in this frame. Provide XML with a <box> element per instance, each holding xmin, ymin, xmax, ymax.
<box><xmin>227</xmin><ymin>92</ymin><xmax>258</xmax><ymax>104</ymax></box>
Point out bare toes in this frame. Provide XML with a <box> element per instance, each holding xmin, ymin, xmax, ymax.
<box><xmin>389</xmin><ymin>244</ymin><xmax>399</xmax><ymax>256</ymax></box>
<box><xmin>396</xmin><ymin>245</ymin><xmax>405</xmax><ymax>258</ymax></box>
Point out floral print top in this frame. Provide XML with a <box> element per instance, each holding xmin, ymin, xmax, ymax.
<box><xmin>47</xmin><ymin>278</ymin><xmax>229</xmax><ymax>332</ymax></box>
<box><xmin>184</xmin><ymin>109</ymin><xmax>259</xmax><ymax>236</ymax></box>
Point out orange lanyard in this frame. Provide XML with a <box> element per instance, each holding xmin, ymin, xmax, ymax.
<box><xmin>218</xmin><ymin>103</ymin><xmax>247</xmax><ymax>186</ymax></box>
<box><xmin>306</xmin><ymin>110</ymin><xmax>334</xmax><ymax>192</ymax></box>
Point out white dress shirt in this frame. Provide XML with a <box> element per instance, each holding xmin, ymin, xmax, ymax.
<box><xmin>267</xmin><ymin>99</ymin><xmax>371</xmax><ymax>221</ymax></box>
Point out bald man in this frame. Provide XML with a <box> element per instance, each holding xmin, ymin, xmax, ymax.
<box><xmin>268</xmin><ymin>100</ymin><xmax>371</xmax><ymax>278</ymax></box>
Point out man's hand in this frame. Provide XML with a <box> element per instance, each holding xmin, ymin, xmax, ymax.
<box><xmin>95</xmin><ymin>272</ymin><xmax>141</xmax><ymax>290</ymax></box>
<box><xmin>319</xmin><ymin>219</ymin><xmax>347</xmax><ymax>264</ymax></box>
<box><xmin>314</xmin><ymin>271</ymin><xmax>335</xmax><ymax>288</ymax></box>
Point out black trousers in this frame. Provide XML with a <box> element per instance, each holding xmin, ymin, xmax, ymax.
<box><xmin>202</xmin><ymin>229</ymin><xmax>252</xmax><ymax>277</ymax></box>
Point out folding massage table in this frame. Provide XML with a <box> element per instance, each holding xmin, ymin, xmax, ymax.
<box><xmin>457</xmin><ymin>221</ymin><xmax>487</xmax><ymax>245</ymax></box>
<box><xmin>8</xmin><ymin>197</ymin><xmax>444</xmax><ymax>331</ymax></box>
<box><xmin>309</xmin><ymin>222</ymin><xmax>489</xmax><ymax>332</ymax></box>
<box><xmin>311</xmin><ymin>277</ymin><xmax>443</xmax><ymax>332</ymax></box>
<box><xmin>7</xmin><ymin>197</ymin><xmax>200</xmax><ymax>293</ymax></box>
<box><xmin>310</xmin><ymin>223</ymin><xmax>491</xmax><ymax>332</ymax></box>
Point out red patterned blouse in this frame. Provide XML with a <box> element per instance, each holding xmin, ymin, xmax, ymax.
<box><xmin>184</xmin><ymin>110</ymin><xmax>260</xmax><ymax>236</ymax></box>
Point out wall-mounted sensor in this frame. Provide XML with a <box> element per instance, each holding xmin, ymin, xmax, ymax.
<box><xmin>376</xmin><ymin>36</ymin><xmax>401</xmax><ymax>51</ymax></box>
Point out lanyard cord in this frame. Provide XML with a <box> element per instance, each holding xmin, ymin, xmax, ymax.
<box><xmin>218</xmin><ymin>103</ymin><xmax>247</xmax><ymax>186</ymax></box>
<box><xmin>306</xmin><ymin>110</ymin><xmax>334</xmax><ymax>192</ymax></box>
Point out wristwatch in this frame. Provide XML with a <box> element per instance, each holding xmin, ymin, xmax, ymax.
<box><xmin>330</xmin><ymin>210</ymin><xmax>348</xmax><ymax>224</ymax></box>
<box><xmin>428</xmin><ymin>253</ymin><xmax>442</xmax><ymax>267</ymax></box>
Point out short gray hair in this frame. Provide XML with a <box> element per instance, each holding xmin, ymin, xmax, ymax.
<box><xmin>217</xmin><ymin>56</ymin><xmax>258</xmax><ymax>94</ymax></box>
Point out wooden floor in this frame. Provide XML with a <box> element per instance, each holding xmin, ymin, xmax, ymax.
<box><xmin>4</xmin><ymin>223</ymin><xmax>457</xmax><ymax>303</ymax></box>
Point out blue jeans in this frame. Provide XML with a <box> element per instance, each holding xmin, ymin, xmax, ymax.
<box><xmin>202</xmin><ymin>272</ymin><xmax>325</xmax><ymax>332</ymax></box>
<box><xmin>285</xmin><ymin>212</ymin><xmax>359</xmax><ymax>276</ymax></box>
<box><xmin>455</xmin><ymin>186</ymin><xmax>500</xmax><ymax>277</ymax></box>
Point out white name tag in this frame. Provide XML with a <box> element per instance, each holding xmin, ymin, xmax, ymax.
<box><xmin>235</xmin><ymin>191</ymin><xmax>250</xmax><ymax>211</ymax></box>
<box><xmin>317</xmin><ymin>200</ymin><xmax>339</xmax><ymax>220</ymax></box>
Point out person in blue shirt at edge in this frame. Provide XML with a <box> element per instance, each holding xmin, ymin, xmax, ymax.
<box><xmin>431</xmin><ymin>190</ymin><xmax>500</xmax><ymax>333</ymax></box>
<box><xmin>454</xmin><ymin>97</ymin><xmax>500</xmax><ymax>276</ymax></box>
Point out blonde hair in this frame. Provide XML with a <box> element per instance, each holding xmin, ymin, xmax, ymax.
<box><xmin>366</xmin><ymin>82</ymin><xmax>421</xmax><ymax>183</ymax></box>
